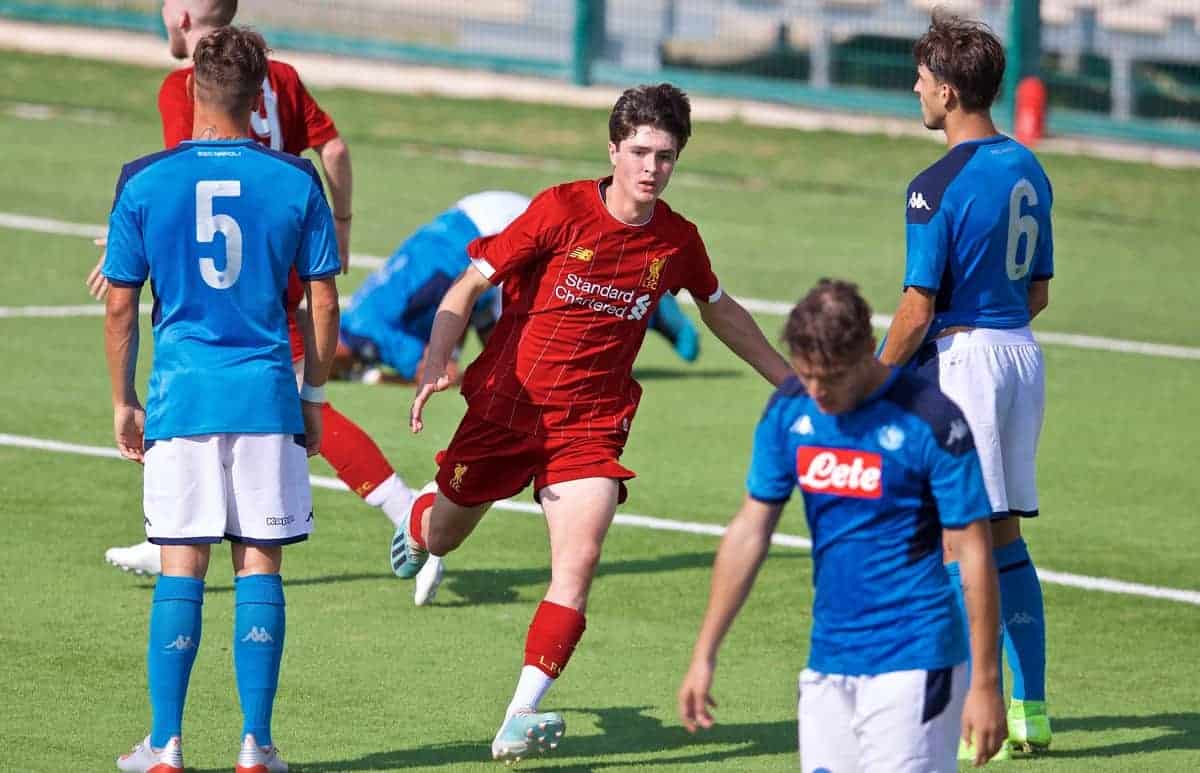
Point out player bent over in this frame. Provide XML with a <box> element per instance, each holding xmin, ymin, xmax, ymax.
<box><xmin>100</xmin><ymin>0</ymin><xmax>412</xmax><ymax>577</ymax></box>
<box><xmin>398</xmin><ymin>84</ymin><xmax>793</xmax><ymax>760</ymax></box>
<box><xmin>103</xmin><ymin>27</ymin><xmax>340</xmax><ymax>772</ymax></box>
<box><xmin>880</xmin><ymin>12</ymin><xmax>1055</xmax><ymax>755</ymax></box>
<box><xmin>679</xmin><ymin>280</ymin><xmax>1007</xmax><ymax>771</ymax></box>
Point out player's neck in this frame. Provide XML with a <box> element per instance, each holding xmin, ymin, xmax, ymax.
<box><xmin>191</xmin><ymin>110</ymin><xmax>251</xmax><ymax>141</ymax></box>
<box><xmin>853</xmin><ymin>361</ymin><xmax>893</xmax><ymax>408</ymax></box>
<box><xmin>942</xmin><ymin>110</ymin><xmax>1000</xmax><ymax>148</ymax></box>
<box><xmin>602</xmin><ymin>181</ymin><xmax>655</xmax><ymax>226</ymax></box>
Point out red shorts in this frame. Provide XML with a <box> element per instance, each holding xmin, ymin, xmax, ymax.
<box><xmin>435</xmin><ymin>412</ymin><xmax>634</xmax><ymax>508</ymax></box>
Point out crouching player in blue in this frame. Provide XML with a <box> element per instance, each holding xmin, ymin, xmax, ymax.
<box><xmin>679</xmin><ymin>280</ymin><xmax>1007</xmax><ymax>771</ymax></box>
<box><xmin>334</xmin><ymin>191</ymin><xmax>700</xmax><ymax>385</ymax></box>
<box><xmin>103</xmin><ymin>26</ymin><xmax>340</xmax><ymax>773</ymax></box>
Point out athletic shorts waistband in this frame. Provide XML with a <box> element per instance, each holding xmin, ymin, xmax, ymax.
<box><xmin>935</xmin><ymin>324</ymin><xmax>1036</xmax><ymax>353</ymax></box>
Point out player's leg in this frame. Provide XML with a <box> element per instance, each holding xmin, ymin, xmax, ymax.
<box><xmin>120</xmin><ymin>437</ymin><xmax>226</xmax><ymax>773</ymax></box>
<box><xmin>853</xmin><ymin>663</ymin><xmax>969</xmax><ymax>773</ymax></box>
<box><xmin>995</xmin><ymin>342</ymin><xmax>1050</xmax><ymax>750</ymax></box>
<box><xmin>225</xmin><ymin>432</ymin><xmax>312</xmax><ymax>772</ymax></box>
<box><xmin>291</xmin><ymin>356</ymin><xmax>414</xmax><ymax>530</ymax></box>
<box><xmin>797</xmin><ymin>669</ymin><xmax>859</xmax><ymax>773</ymax></box>
<box><xmin>491</xmin><ymin>476</ymin><xmax>616</xmax><ymax>761</ymax></box>
<box><xmin>647</xmin><ymin>292</ymin><xmax>699</xmax><ymax>363</ymax></box>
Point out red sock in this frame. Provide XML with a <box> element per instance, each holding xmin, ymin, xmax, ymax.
<box><xmin>524</xmin><ymin>601</ymin><xmax>587</xmax><ymax>678</ymax></box>
<box><xmin>408</xmin><ymin>490</ymin><xmax>436</xmax><ymax>550</ymax></box>
<box><xmin>319</xmin><ymin>403</ymin><xmax>394</xmax><ymax>499</ymax></box>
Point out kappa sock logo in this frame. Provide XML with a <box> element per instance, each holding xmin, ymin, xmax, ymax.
<box><xmin>241</xmin><ymin>626</ymin><xmax>274</xmax><ymax>644</ymax></box>
<box><xmin>1007</xmin><ymin>611</ymin><xmax>1037</xmax><ymax>626</ymax></box>
<box><xmin>164</xmin><ymin>635</ymin><xmax>196</xmax><ymax>652</ymax></box>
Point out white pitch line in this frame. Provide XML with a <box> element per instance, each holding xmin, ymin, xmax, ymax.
<box><xmin>3</xmin><ymin>210</ymin><xmax>1200</xmax><ymax>361</ymax></box>
<box><xmin>3</xmin><ymin>431</ymin><xmax>1198</xmax><ymax>606</ymax></box>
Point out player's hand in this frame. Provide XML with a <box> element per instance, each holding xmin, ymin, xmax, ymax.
<box><xmin>113</xmin><ymin>403</ymin><xmax>145</xmax><ymax>463</ymax></box>
<box><xmin>86</xmin><ymin>238</ymin><xmax>109</xmax><ymax>300</ymax></box>
<box><xmin>410</xmin><ymin>366</ymin><xmax>453</xmax><ymax>434</ymax></box>
<box><xmin>335</xmin><ymin>219</ymin><xmax>351</xmax><ymax>274</ymax></box>
<box><xmin>301</xmin><ymin>399</ymin><xmax>323</xmax><ymax>457</ymax></box>
<box><xmin>678</xmin><ymin>658</ymin><xmax>718</xmax><ymax>733</ymax></box>
<box><xmin>960</xmin><ymin>685</ymin><xmax>1007</xmax><ymax>766</ymax></box>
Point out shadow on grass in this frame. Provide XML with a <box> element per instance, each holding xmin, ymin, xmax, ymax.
<box><xmin>1045</xmin><ymin>712</ymin><xmax>1200</xmax><ymax>758</ymax></box>
<box><xmin>281</xmin><ymin>705</ymin><xmax>795</xmax><ymax>771</ymax></box>
<box><xmin>631</xmin><ymin>367</ymin><xmax>742</xmax><ymax>382</ymax></box>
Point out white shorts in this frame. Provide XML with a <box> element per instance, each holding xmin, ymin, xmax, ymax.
<box><xmin>143</xmin><ymin>433</ymin><xmax>313</xmax><ymax>546</ymax></box>
<box><xmin>798</xmin><ymin>663</ymin><xmax>967</xmax><ymax>773</ymax></box>
<box><xmin>919</xmin><ymin>325</ymin><xmax>1044</xmax><ymax>516</ymax></box>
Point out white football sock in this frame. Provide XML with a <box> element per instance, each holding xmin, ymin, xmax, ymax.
<box><xmin>506</xmin><ymin>665</ymin><xmax>555</xmax><ymax>717</ymax></box>
<box><xmin>365</xmin><ymin>474</ymin><xmax>414</xmax><ymax>528</ymax></box>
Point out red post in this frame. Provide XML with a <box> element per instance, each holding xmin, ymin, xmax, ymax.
<box><xmin>1014</xmin><ymin>76</ymin><xmax>1048</xmax><ymax>146</ymax></box>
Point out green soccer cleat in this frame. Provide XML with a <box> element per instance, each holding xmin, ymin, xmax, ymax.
<box><xmin>1007</xmin><ymin>699</ymin><xmax>1052</xmax><ymax>752</ymax></box>
<box><xmin>491</xmin><ymin>710</ymin><xmax>565</xmax><ymax>763</ymax></box>
<box><xmin>390</xmin><ymin>483</ymin><xmax>437</xmax><ymax>579</ymax></box>
<box><xmin>958</xmin><ymin>738</ymin><xmax>1013</xmax><ymax>763</ymax></box>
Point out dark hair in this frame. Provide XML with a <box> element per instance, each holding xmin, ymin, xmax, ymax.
<box><xmin>192</xmin><ymin>25</ymin><xmax>268</xmax><ymax>115</ymax></box>
<box><xmin>608</xmin><ymin>83</ymin><xmax>692</xmax><ymax>155</ymax></box>
<box><xmin>913</xmin><ymin>11</ymin><xmax>1005</xmax><ymax>111</ymax></box>
<box><xmin>783</xmin><ymin>279</ymin><xmax>874</xmax><ymax>365</ymax></box>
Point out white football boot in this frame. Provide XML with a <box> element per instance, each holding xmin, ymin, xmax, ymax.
<box><xmin>105</xmin><ymin>540</ymin><xmax>162</xmax><ymax>575</ymax></box>
<box><xmin>236</xmin><ymin>733</ymin><xmax>288</xmax><ymax>773</ymax></box>
<box><xmin>116</xmin><ymin>735</ymin><xmax>183</xmax><ymax>773</ymax></box>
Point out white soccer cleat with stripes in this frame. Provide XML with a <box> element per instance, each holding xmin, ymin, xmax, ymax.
<box><xmin>116</xmin><ymin>735</ymin><xmax>183</xmax><ymax>773</ymax></box>
<box><xmin>235</xmin><ymin>733</ymin><xmax>288</xmax><ymax>773</ymax></box>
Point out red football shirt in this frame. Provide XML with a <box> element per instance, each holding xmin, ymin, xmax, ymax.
<box><xmin>158</xmin><ymin>59</ymin><xmax>338</xmax><ymax>360</ymax></box>
<box><xmin>462</xmin><ymin>178</ymin><xmax>722</xmax><ymax>437</ymax></box>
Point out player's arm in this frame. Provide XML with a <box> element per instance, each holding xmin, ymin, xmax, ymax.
<box><xmin>680</xmin><ymin>495</ymin><xmax>785</xmax><ymax>733</ymax></box>
<box><xmin>1028</xmin><ymin>279</ymin><xmax>1050</xmax><ymax>320</ymax></box>
<box><xmin>878</xmin><ymin>286</ymin><xmax>935</xmax><ymax>367</ymax></box>
<box><xmin>410</xmin><ymin>267</ymin><xmax>494</xmax><ymax>433</ymax></box>
<box><xmin>944</xmin><ymin>520</ymin><xmax>1006</xmax><ymax>765</ymax></box>
<box><xmin>104</xmin><ymin>285</ymin><xmax>145</xmax><ymax>462</ymax></box>
<box><xmin>697</xmin><ymin>293</ymin><xmax>792</xmax><ymax>387</ymax></box>
<box><xmin>315</xmin><ymin>137</ymin><xmax>353</xmax><ymax>273</ymax></box>
<box><xmin>298</xmin><ymin>277</ymin><xmax>339</xmax><ymax>455</ymax></box>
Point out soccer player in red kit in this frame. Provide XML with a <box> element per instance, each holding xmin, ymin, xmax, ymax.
<box><xmin>94</xmin><ymin>0</ymin><xmax>415</xmax><ymax>576</ymax></box>
<box><xmin>395</xmin><ymin>83</ymin><xmax>794</xmax><ymax>761</ymax></box>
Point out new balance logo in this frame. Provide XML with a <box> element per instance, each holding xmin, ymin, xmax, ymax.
<box><xmin>241</xmin><ymin>626</ymin><xmax>274</xmax><ymax>644</ymax></box>
<box><xmin>908</xmin><ymin>191</ymin><xmax>931</xmax><ymax>210</ymax></box>
<box><xmin>627</xmin><ymin>293</ymin><xmax>652</xmax><ymax>321</ymax></box>
<box><xmin>790</xmin><ymin>415</ymin><xmax>814</xmax><ymax>436</ymax></box>
<box><xmin>164</xmin><ymin>635</ymin><xmax>196</xmax><ymax>652</ymax></box>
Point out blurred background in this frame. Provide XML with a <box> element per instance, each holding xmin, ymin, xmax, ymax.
<box><xmin>3</xmin><ymin>0</ymin><xmax>1198</xmax><ymax>149</ymax></box>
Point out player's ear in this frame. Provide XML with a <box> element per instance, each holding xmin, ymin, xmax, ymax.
<box><xmin>185</xmin><ymin>72</ymin><xmax>194</xmax><ymax>100</ymax></box>
<box><xmin>608</xmin><ymin>141</ymin><xmax>619</xmax><ymax>166</ymax></box>
<box><xmin>252</xmin><ymin>87</ymin><xmax>265</xmax><ymax>114</ymax></box>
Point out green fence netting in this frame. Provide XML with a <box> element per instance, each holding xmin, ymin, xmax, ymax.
<box><xmin>2</xmin><ymin>0</ymin><xmax>1198</xmax><ymax>148</ymax></box>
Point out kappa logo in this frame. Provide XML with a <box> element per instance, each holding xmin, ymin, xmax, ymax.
<box><xmin>790</xmin><ymin>415</ymin><xmax>814</xmax><ymax>436</ymax></box>
<box><xmin>1008</xmin><ymin>611</ymin><xmax>1037</xmax><ymax>626</ymax></box>
<box><xmin>265</xmin><ymin>515</ymin><xmax>294</xmax><ymax>527</ymax></box>
<box><xmin>946</xmin><ymin>419</ymin><xmax>970</xmax><ymax>447</ymax></box>
<box><xmin>450</xmin><ymin>463</ymin><xmax>468</xmax><ymax>491</ymax></box>
<box><xmin>642</xmin><ymin>256</ymin><xmax>668</xmax><ymax>289</ymax></box>
<box><xmin>627</xmin><ymin>293</ymin><xmax>652</xmax><ymax>321</ymax></box>
<box><xmin>908</xmin><ymin>191</ymin><xmax>931</xmax><ymax>210</ymax></box>
<box><xmin>797</xmin><ymin>447</ymin><xmax>883</xmax><ymax>499</ymax></box>
<box><xmin>241</xmin><ymin>626</ymin><xmax>274</xmax><ymax>644</ymax></box>
<box><xmin>568</xmin><ymin>246</ymin><xmax>595</xmax><ymax>262</ymax></box>
<box><xmin>164</xmin><ymin>635</ymin><xmax>196</xmax><ymax>652</ymax></box>
<box><xmin>878</xmin><ymin>424</ymin><xmax>905</xmax><ymax>451</ymax></box>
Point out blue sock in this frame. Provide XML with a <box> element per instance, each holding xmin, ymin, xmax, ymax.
<box><xmin>148</xmin><ymin>575</ymin><xmax>204</xmax><ymax>748</ymax></box>
<box><xmin>945</xmin><ymin>561</ymin><xmax>1005</xmax><ymax>699</ymax></box>
<box><xmin>995</xmin><ymin>538</ymin><xmax>1046</xmax><ymax>702</ymax></box>
<box><xmin>234</xmin><ymin>573</ymin><xmax>286</xmax><ymax>747</ymax></box>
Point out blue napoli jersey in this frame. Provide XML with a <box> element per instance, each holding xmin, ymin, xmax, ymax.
<box><xmin>905</xmin><ymin>135</ymin><xmax>1054</xmax><ymax>342</ymax></box>
<box><xmin>746</xmin><ymin>370</ymin><xmax>992</xmax><ymax>675</ymax></box>
<box><xmin>103</xmin><ymin>139</ymin><xmax>340</xmax><ymax>440</ymax></box>
<box><xmin>341</xmin><ymin>206</ymin><xmax>497</xmax><ymax>349</ymax></box>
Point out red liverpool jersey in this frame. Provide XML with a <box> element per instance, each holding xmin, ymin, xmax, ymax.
<box><xmin>462</xmin><ymin>178</ymin><xmax>722</xmax><ymax>437</ymax></box>
<box><xmin>158</xmin><ymin>59</ymin><xmax>339</xmax><ymax>153</ymax></box>
<box><xmin>159</xmin><ymin>59</ymin><xmax>337</xmax><ymax>361</ymax></box>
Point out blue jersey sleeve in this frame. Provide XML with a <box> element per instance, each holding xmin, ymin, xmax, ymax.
<box><xmin>103</xmin><ymin>172</ymin><xmax>149</xmax><ymax>287</ymax></box>
<box><xmin>925</xmin><ymin>414</ymin><xmax>992</xmax><ymax>528</ymax></box>
<box><xmin>296</xmin><ymin>179</ymin><xmax>340</xmax><ymax>280</ymax></box>
<box><xmin>745</xmin><ymin>403</ymin><xmax>794</xmax><ymax>504</ymax></box>
<box><xmin>904</xmin><ymin>208</ymin><xmax>950</xmax><ymax>291</ymax></box>
<box><xmin>1031</xmin><ymin>175</ymin><xmax>1054</xmax><ymax>281</ymax></box>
